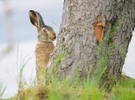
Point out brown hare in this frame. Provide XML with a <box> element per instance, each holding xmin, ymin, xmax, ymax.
<box><xmin>29</xmin><ymin>10</ymin><xmax>56</xmax><ymax>84</ymax></box>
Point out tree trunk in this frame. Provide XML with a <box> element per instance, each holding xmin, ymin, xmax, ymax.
<box><xmin>47</xmin><ymin>0</ymin><xmax>135</xmax><ymax>86</ymax></box>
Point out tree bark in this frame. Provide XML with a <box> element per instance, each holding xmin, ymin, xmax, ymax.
<box><xmin>47</xmin><ymin>0</ymin><xmax>135</xmax><ymax>86</ymax></box>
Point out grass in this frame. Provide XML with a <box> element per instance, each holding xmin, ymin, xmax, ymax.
<box><xmin>0</xmin><ymin>83</ymin><xmax>6</xmax><ymax>99</ymax></box>
<box><xmin>7</xmin><ymin>65</ymin><xmax>135</xmax><ymax>100</ymax></box>
<box><xmin>8</xmin><ymin>76</ymin><xmax>135</xmax><ymax>100</ymax></box>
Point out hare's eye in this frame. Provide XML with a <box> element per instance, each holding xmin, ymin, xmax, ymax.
<box><xmin>52</xmin><ymin>33</ymin><xmax>56</xmax><ymax>36</ymax></box>
<box><xmin>42</xmin><ymin>28</ymin><xmax>47</xmax><ymax>33</ymax></box>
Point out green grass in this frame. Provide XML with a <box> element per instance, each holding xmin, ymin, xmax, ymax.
<box><xmin>0</xmin><ymin>83</ymin><xmax>6</xmax><ymax>99</ymax></box>
<box><xmin>111</xmin><ymin>78</ymin><xmax>135</xmax><ymax>100</ymax></box>
<box><xmin>7</xmin><ymin>67</ymin><xmax>135</xmax><ymax>100</ymax></box>
<box><xmin>4</xmin><ymin>51</ymin><xmax>134</xmax><ymax>100</ymax></box>
<box><xmin>54</xmin><ymin>52</ymin><xmax>65</xmax><ymax>65</ymax></box>
<box><xmin>0</xmin><ymin>66</ymin><xmax>132</xmax><ymax>100</ymax></box>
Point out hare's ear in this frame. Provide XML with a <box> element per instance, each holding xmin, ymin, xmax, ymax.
<box><xmin>29</xmin><ymin>10</ymin><xmax>45</xmax><ymax>28</ymax></box>
<box><xmin>35</xmin><ymin>11</ymin><xmax>45</xmax><ymax>28</ymax></box>
<box><xmin>29</xmin><ymin>10</ymin><xmax>38</xmax><ymax>27</ymax></box>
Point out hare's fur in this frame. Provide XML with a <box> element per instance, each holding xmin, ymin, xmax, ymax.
<box><xmin>36</xmin><ymin>41</ymin><xmax>54</xmax><ymax>70</ymax></box>
<box><xmin>29</xmin><ymin>10</ymin><xmax>56</xmax><ymax>82</ymax></box>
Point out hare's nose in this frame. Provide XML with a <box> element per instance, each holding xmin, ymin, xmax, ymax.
<box><xmin>53</xmin><ymin>35</ymin><xmax>56</xmax><ymax>39</ymax></box>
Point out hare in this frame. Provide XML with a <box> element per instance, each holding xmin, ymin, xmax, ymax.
<box><xmin>29</xmin><ymin>10</ymin><xmax>56</xmax><ymax>83</ymax></box>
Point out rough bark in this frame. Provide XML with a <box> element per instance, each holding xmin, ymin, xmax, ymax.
<box><xmin>47</xmin><ymin>0</ymin><xmax>135</xmax><ymax>85</ymax></box>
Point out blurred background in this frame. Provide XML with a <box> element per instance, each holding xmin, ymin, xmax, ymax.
<box><xmin>0</xmin><ymin>0</ymin><xmax>135</xmax><ymax>99</ymax></box>
<box><xmin>0</xmin><ymin>0</ymin><xmax>63</xmax><ymax>98</ymax></box>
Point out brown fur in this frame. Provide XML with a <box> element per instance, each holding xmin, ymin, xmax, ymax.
<box><xmin>36</xmin><ymin>41</ymin><xmax>54</xmax><ymax>70</ymax></box>
<box><xmin>94</xmin><ymin>15</ymin><xmax>106</xmax><ymax>43</ymax></box>
<box><xmin>29</xmin><ymin>10</ymin><xmax>56</xmax><ymax>83</ymax></box>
